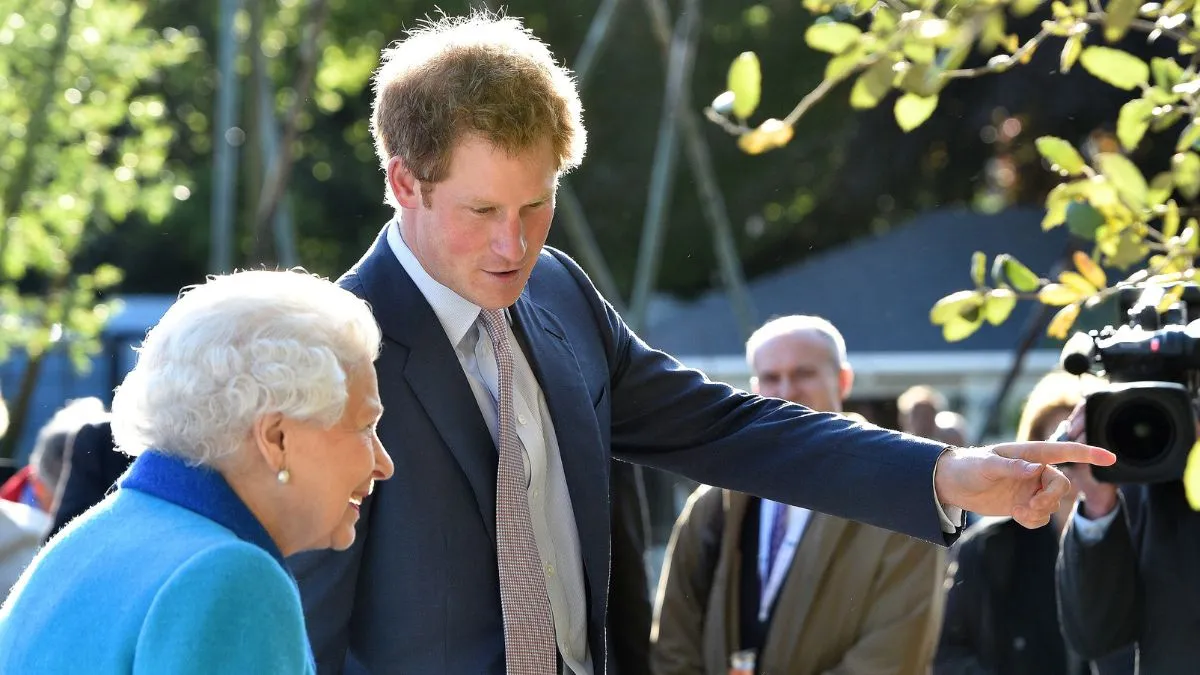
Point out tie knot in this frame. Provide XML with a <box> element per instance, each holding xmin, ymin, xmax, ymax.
<box><xmin>480</xmin><ymin>308</ymin><xmax>508</xmax><ymax>349</ymax></box>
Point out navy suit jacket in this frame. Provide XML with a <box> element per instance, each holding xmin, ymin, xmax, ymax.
<box><xmin>290</xmin><ymin>227</ymin><xmax>952</xmax><ymax>674</ymax></box>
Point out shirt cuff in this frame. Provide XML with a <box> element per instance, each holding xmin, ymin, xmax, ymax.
<box><xmin>932</xmin><ymin>450</ymin><xmax>965</xmax><ymax>533</ymax></box>
<box><xmin>1072</xmin><ymin>500</ymin><xmax>1120</xmax><ymax>544</ymax></box>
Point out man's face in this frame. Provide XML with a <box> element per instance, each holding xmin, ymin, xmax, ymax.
<box><xmin>389</xmin><ymin>133</ymin><xmax>558</xmax><ymax>310</ymax></box>
<box><xmin>751</xmin><ymin>331</ymin><xmax>851</xmax><ymax>413</ymax></box>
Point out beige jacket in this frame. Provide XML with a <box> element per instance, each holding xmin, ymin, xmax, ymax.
<box><xmin>652</xmin><ymin>487</ymin><xmax>945</xmax><ymax>675</ymax></box>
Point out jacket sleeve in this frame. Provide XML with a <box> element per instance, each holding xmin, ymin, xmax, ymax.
<box><xmin>549</xmin><ymin>249</ymin><xmax>954</xmax><ymax>545</ymax></box>
<box><xmin>134</xmin><ymin>543</ymin><xmax>314</xmax><ymax>674</ymax></box>
<box><xmin>651</xmin><ymin>487</ymin><xmax>724</xmax><ymax>675</ymax></box>
<box><xmin>823</xmin><ymin>532</ymin><xmax>947</xmax><ymax>675</ymax></box>
<box><xmin>1056</xmin><ymin>493</ymin><xmax>1142</xmax><ymax>660</ymax></box>
<box><xmin>933</xmin><ymin>536</ymin><xmax>993</xmax><ymax>675</ymax></box>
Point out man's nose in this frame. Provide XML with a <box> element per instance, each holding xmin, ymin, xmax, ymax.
<box><xmin>492</xmin><ymin>214</ymin><xmax>527</xmax><ymax>262</ymax></box>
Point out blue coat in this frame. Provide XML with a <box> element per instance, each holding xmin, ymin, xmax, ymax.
<box><xmin>0</xmin><ymin>452</ymin><xmax>316</xmax><ymax>674</ymax></box>
<box><xmin>291</xmin><ymin>226</ymin><xmax>953</xmax><ymax>674</ymax></box>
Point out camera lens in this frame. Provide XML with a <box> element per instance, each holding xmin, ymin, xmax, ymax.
<box><xmin>1105</xmin><ymin>398</ymin><xmax>1175</xmax><ymax>462</ymax></box>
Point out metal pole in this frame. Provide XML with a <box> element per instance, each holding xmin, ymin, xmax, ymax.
<box><xmin>642</xmin><ymin>0</ymin><xmax>757</xmax><ymax>338</ymax></box>
<box><xmin>555</xmin><ymin>0</ymin><xmax>628</xmax><ymax>308</ymax></box>
<box><xmin>210</xmin><ymin>0</ymin><xmax>244</xmax><ymax>274</ymax></box>
<box><xmin>628</xmin><ymin>2</ymin><xmax>699</xmax><ymax>330</ymax></box>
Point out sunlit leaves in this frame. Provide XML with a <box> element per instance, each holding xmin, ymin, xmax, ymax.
<box><xmin>1080</xmin><ymin>46</ymin><xmax>1150</xmax><ymax>90</ymax></box>
<box><xmin>0</xmin><ymin>0</ymin><xmax>194</xmax><ymax>370</ymax></box>
<box><xmin>805</xmin><ymin>22</ymin><xmax>863</xmax><ymax>54</ymax></box>
<box><xmin>1035</xmin><ymin>136</ymin><xmax>1087</xmax><ymax>175</ymax></box>
<box><xmin>894</xmin><ymin>93</ymin><xmax>939</xmax><ymax>131</ymax></box>
<box><xmin>728</xmin><ymin>52</ymin><xmax>762</xmax><ymax>120</ymax></box>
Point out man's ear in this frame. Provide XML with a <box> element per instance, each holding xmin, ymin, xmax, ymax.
<box><xmin>386</xmin><ymin>156</ymin><xmax>423</xmax><ymax>209</ymax></box>
<box><xmin>839</xmin><ymin>367</ymin><xmax>855</xmax><ymax>401</ymax></box>
<box><xmin>251</xmin><ymin>412</ymin><xmax>287</xmax><ymax>473</ymax></box>
<box><xmin>750</xmin><ymin>376</ymin><xmax>760</xmax><ymax>395</ymax></box>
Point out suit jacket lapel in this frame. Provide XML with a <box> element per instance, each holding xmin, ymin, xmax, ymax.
<box><xmin>511</xmin><ymin>293</ymin><xmax>610</xmax><ymax>620</ymax></box>
<box><xmin>353</xmin><ymin>228</ymin><xmax>498</xmax><ymax>543</ymax></box>
<box><xmin>771</xmin><ymin>512</ymin><xmax>848</xmax><ymax>647</ymax></box>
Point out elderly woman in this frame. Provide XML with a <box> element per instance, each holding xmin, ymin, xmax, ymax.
<box><xmin>0</xmin><ymin>270</ymin><xmax>394</xmax><ymax>673</ymax></box>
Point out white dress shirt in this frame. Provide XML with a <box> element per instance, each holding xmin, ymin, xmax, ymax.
<box><xmin>757</xmin><ymin>500</ymin><xmax>810</xmax><ymax>621</ymax></box>
<box><xmin>387</xmin><ymin>222</ymin><xmax>592</xmax><ymax>674</ymax></box>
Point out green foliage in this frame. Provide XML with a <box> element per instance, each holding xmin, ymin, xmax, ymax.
<box><xmin>0</xmin><ymin>0</ymin><xmax>196</xmax><ymax>370</ymax></box>
<box><xmin>703</xmin><ymin>0</ymin><xmax>1200</xmax><ymax>503</ymax></box>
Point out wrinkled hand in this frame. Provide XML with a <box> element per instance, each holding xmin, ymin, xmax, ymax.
<box><xmin>934</xmin><ymin>441</ymin><xmax>1115</xmax><ymax>529</ymax></box>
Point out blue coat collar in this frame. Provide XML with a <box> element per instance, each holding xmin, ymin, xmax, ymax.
<box><xmin>120</xmin><ymin>451</ymin><xmax>287</xmax><ymax>568</ymax></box>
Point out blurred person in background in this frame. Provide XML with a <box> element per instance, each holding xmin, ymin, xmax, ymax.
<box><xmin>0</xmin><ymin>399</ymin><xmax>102</xmax><ymax>515</ymax></box>
<box><xmin>935</xmin><ymin>371</ymin><xmax>1123</xmax><ymax>675</ymax></box>
<box><xmin>0</xmin><ymin>386</ymin><xmax>48</xmax><ymax>600</ymax></box>
<box><xmin>45</xmin><ymin>406</ymin><xmax>128</xmax><ymax>540</ymax></box>
<box><xmin>0</xmin><ymin>270</ymin><xmax>394</xmax><ymax>673</ymax></box>
<box><xmin>652</xmin><ymin>316</ymin><xmax>946</xmax><ymax>675</ymax></box>
<box><xmin>898</xmin><ymin>385</ymin><xmax>949</xmax><ymax>439</ymax></box>
<box><xmin>935</xmin><ymin>411</ymin><xmax>970</xmax><ymax>448</ymax></box>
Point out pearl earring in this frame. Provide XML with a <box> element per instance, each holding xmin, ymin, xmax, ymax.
<box><xmin>277</xmin><ymin>469</ymin><xmax>290</xmax><ymax>485</ymax></box>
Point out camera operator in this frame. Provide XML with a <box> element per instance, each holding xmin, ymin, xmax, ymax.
<box><xmin>1054</xmin><ymin>287</ymin><xmax>1200</xmax><ymax>673</ymax></box>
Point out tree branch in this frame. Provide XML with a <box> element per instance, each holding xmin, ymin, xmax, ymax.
<box><xmin>944</xmin><ymin>25</ymin><xmax>1055</xmax><ymax>80</ymax></box>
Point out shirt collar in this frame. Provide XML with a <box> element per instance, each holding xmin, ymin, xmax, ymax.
<box><xmin>119</xmin><ymin>451</ymin><xmax>287</xmax><ymax>568</ymax></box>
<box><xmin>387</xmin><ymin>217</ymin><xmax>486</xmax><ymax>347</ymax></box>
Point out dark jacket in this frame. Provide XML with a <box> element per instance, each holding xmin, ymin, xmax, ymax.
<box><xmin>48</xmin><ymin>420</ymin><xmax>130</xmax><ymax>540</ymax></box>
<box><xmin>936</xmin><ymin>517</ymin><xmax>1087</xmax><ymax>675</ymax></box>
<box><xmin>1058</xmin><ymin>482</ymin><xmax>1200</xmax><ymax>674</ymax></box>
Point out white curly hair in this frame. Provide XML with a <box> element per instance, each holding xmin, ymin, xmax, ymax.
<box><xmin>111</xmin><ymin>270</ymin><xmax>381</xmax><ymax>465</ymax></box>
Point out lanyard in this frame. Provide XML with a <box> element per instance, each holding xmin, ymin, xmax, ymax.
<box><xmin>756</xmin><ymin>501</ymin><xmax>807</xmax><ymax>621</ymax></box>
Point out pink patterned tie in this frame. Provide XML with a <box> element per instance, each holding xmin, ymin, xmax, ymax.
<box><xmin>480</xmin><ymin>308</ymin><xmax>558</xmax><ymax>674</ymax></box>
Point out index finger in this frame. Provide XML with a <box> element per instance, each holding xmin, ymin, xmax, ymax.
<box><xmin>993</xmin><ymin>441</ymin><xmax>1116</xmax><ymax>467</ymax></box>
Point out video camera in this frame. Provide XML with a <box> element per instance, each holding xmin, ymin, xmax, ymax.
<box><xmin>1060</xmin><ymin>284</ymin><xmax>1200</xmax><ymax>483</ymax></box>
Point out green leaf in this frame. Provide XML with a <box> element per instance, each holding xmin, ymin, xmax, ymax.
<box><xmin>1149</xmin><ymin>171</ymin><xmax>1176</xmax><ymax>206</ymax></box>
<box><xmin>942</xmin><ymin>312</ymin><xmax>985</xmax><ymax>342</ymax></box>
<box><xmin>1165</xmin><ymin>199</ymin><xmax>1182</xmax><ymax>239</ymax></box>
<box><xmin>1098</xmin><ymin>225</ymin><xmax>1150</xmax><ymax>268</ymax></box>
<box><xmin>903</xmin><ymin>40</ymin><xmax>937</xmax><ymax>65</ymax></box>
<box><xmin>92</xmin><ymin>264</ymin><xmax>124</xmax><ymax>289</ymax></box>
<box><xmin>930</xmin><ymin>290</ymin><xmax>985</xmax><ymax>324</ymax></box>
<box><xmin>985</xmin><ymin>288</ymin><xmax>1018</xmax><ymax>325</ymax></box>
<box><xmin>994</xmin><ymin>254</ymin><xmax>1042</xmax><ymax>292</ymax></box>
<box><xmin>1080</xmin><ymin>46</ymin><xmax>1151</xmax><ymax>90</ymax></box>
<box><xmin>1152</xmin><ymin>57</ymin><xmax>1186</xmax><ymax>89</ymax></box>
<box><xmin>1117</xmin><ymin>98</ymin><xmax>1154</xmax><ymax>151</ymax></box>
<box><xmin>1043</xmin><ymin>183</ymin><xmax>1073</xmax><ymax>229</ymax></box>
<box><xmin>1060</xmin><ymin>35</ymin><xmax>1084</xmax><ymax>74</ymax></box>
<box><xmin>971</xmin><ymin>251</ymin><xmax>987</xmax><ymax>287</ymax></box>
<box><xmin>1152</xmin><ymin>106</ymin><xmax>1187</xmax><ymax>133</ymax></box>
<box><xmin>1173</xmin><ymin>151</ymin><xmax>1200</xmax><ymax>200</ymax></box>
<box><xmin>727</xmin><ymin>52</ymin><xmax>762</xmax><ymax>120</ymax></box>
<box><xmin>1178</xmin><ymin>119</ymin><xmax>1200</xmax><ymax>151</ymax></box>
<box><xmin>805</xmin><ymin>22</ymin><xmax>863</xmax><ymax>54</ymax></box>
<box><xmin>1066</xmin><ymin>201</ymin><xmax>1105</xmax><ymax>240</ymax></box>
<box><xmin>1095</xmin><ymin>153</ymin><xmax>1149</xmax><ymax>209</ymax></box>
<box><xmin>1103</xmin><ymin>0</ymin><xmax>1139</xmax><ymax>42</ymax></box>
<box><xmin>1013</xmin><ymin>0</ymin><xmax>1046</xmax><ymax>17</ymax></box>
<box><xmin>1035</xmin><ymin>136</ymin><xmax>1087</xmax><ymax>175</ymax></box>
<box><xmin>894</xmin><ymin>93</ymin><xmax>939</xmax><ymax>131</ymax></box>
<box><xmin>825</xmin><ymin>45</ymin><xmax>868</xmax><ymax>81</ymax></box>
<box><xmin>850</xmin><ymin>58</ymin><xmax>896</xmax><ymax>109</ymax></box>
